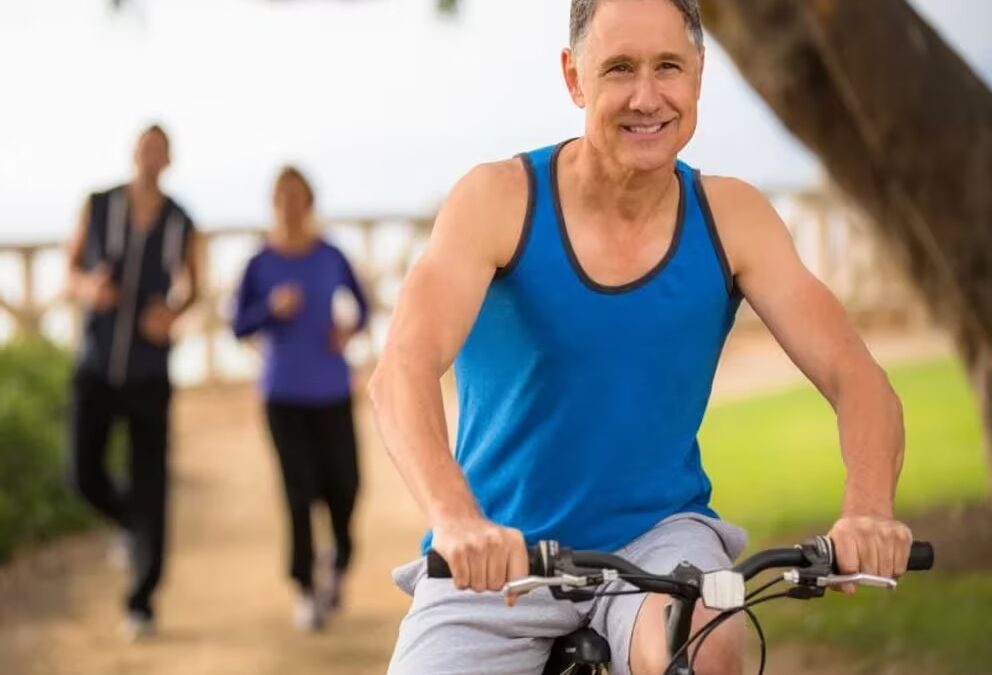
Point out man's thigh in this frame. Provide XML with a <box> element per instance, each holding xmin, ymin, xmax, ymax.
<box><xmin>388</xmin><ymin>557</ymin><xmax>582</xmax><ymax>675</ymax></box>
<box><xmin>590</xmin><ymin>513</ymin><xmax>748</xmax><ymax>675</ymax></box>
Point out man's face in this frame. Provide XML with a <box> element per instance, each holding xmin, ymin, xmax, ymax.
<box><xmin>563</xmin><ymin>0</ymin><xmax>704</xmax><ymax>172</ymax></box>
<box><xmin>133</xmin><ymin>130</ymin><xmax>170</xmax><ymax>183</ymax></box>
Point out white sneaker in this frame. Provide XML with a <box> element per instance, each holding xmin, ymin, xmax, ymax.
<box><xmin>122</xmin><ymin>611</ymin><xmax>155</xmax><ymax>642</ymax></box>
<box><xmin>293</xmin><ymin>593</ymin><xmax>323</xmax><ymax>632</ymax></box>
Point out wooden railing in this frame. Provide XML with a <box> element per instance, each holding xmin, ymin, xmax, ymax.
<box><xmin>0</xmin><ymin>189</ymin><xmax>926</xmax><ymax>386</ymax></box>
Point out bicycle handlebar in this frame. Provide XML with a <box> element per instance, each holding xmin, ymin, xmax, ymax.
<box><xmin>426</xmin><ymin>547</ymin><xmax>646</xmax><ymax>578</ymax></box>
<box><xmin>732</xmin><ymin>540</ymin><xmax>934</xmax><ymax>579</ymax></box>
<box><xmin>426</xmin><ymin>539</ymin><xmax>934</xmax><ymax>582</ymax></box>
<box><xmin>427</xmin><ymin>538</ymin><xmax>933</xmax><ymax>675</ymax></box>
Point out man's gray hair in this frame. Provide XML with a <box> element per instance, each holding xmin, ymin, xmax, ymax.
<box><xmin>569</xmin><ymin>0</ymin><xmax>704</xmax><ymax>51</ymax></box>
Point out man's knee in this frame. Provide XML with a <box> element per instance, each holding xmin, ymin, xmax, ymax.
<box><xmin>692</xmin><ymin>646</ymin><xmax>742</xmax><ymax>675</ymax></box>
<box><xmin>630</xmin><ymin>597</ymin><xmax>743</xmax><ymax>675</ymax></box>
<box><xmin>688</xmin><ymin>612</ymin><xmax>743</xmax><ymax>675</ymax></box>
<box><xmin>629</xmin><ymin>595</ymin><xmax>671</xmax><ymax>675</ymax></box>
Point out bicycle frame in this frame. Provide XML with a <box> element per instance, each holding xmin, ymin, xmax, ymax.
<box><xmin>666</xmin><ymin>593</ymin><xmax>696</xmax><ymax>675</ymax></box>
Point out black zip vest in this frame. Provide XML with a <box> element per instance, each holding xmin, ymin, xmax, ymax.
<box><xmin>78</xmin><ymin>185</ymin><xmax>194</xmax><ymax>385</ymax></box>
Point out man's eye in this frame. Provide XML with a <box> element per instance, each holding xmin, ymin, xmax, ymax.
<box><xmin>607</xmin><ymin>64</ymin><xmax>632</xmax><ymax>74</ymax></box>
<box><xmin>659</xmin><ymin>62</ymin><xmax>681</xmax><ymax>72</ymax></box>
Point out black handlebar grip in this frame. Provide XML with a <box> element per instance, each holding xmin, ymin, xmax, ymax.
<box><xmin>427</xmin><ymin>549</ymin><xmax>452</xmax><ymax>578</ymax></box>
<box><xmin>427</xmin><ymin>548</ymin><xmax>546</xmax><ymax>578</ymax></box>
<box><xmin>830</xmin><ymin>540</ymin><xmax>935</xmax><ymax>573</ymax></box>
<box><xmin>907</xmin><ymin>541</ymin><xmax>935</xmax><ymax>571</ymax></box>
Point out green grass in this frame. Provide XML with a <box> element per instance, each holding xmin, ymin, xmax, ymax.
<box><xmin>758</xmin><ymin>573</ymin><xmax>992</xmax><ymax>674</ymax></box>
<box><xmin>699</xmin><ymin>357</ymin><xmax>990</xmax><ymax>674</ymax></box>
<box><xmin>702</xmin><ymin>358</ymin><xmax>989</xmax><ymax>540</ymax></box>
<box><xmin>0</xmin><ymin>339</ymin><xmax>95</xmax><ymax>562</ymax></box>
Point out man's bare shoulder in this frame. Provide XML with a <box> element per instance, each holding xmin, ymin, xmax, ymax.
<box><xmin>699</xmin><ymin>175</ymin><xmax>771</xmax><ymax>221</ymax></box>
<box><xmin>699</xmin><ymin>174</ymin><xmax>797</xmax><ymax>279</ymax></box>
<box><xmin>700</xmin><ymin>174</ymin><xmax>784</xmax><ymax>232</ymax></box>
<box><xmin>445</xmin><ymin>158</ymin><xmax>529</xmax><ymax>218</ymax></box>
<box><xmin>435</xmin><ymin>158</ymin><xmax>531</xmax><ymax>269</ymax></box>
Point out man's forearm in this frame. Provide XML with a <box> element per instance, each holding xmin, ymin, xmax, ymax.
<box><xmin>67</xmin><ymin>265</ymin><xmax>92</xmax><ymax>303</ymax></box>
<box><xmin>835</xmin><ymin>365</ymin><xmax>904</xmax><ymax>517</ymax></box>
<box><xmin>369</xmin><ymin>355</ymin><xmax>480</xmax><ymax>525</ymax></box>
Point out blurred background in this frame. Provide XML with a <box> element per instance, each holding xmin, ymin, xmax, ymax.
<box><xmin>0</xmin><ymin>0</ymin><xmax>989</xmax><ymax>674</ymax></box>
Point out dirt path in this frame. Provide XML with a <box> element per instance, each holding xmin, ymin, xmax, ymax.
<box><xmin>0</xmin><ymin>329</ymin><xmax>950</xmax><ymax>675</ymax></box>
<box><xmin>0</xmin><ymin>383</ymin><xmax>423</xmax><ymax>675</ymax></box>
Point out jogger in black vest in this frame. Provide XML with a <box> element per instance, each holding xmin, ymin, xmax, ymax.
<box><xmin>64</xmin><ymin>124</ymin><xmax>199</xmax><ymax>640</ymax></box>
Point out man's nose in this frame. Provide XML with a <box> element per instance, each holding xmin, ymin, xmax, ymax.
<box><xmin>628</xmin><ymin>74</ymin><xmax>664</xmax><ymax>116</ymax></box>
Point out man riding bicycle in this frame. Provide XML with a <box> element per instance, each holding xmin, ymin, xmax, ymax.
<box><xmin>369</xmin><ymin>1</ymin><xmax>914</xmax><ymax>673</ymax></box>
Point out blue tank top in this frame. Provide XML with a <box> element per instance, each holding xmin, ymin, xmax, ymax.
<box><xmin>424</xmin><ymin>141</ymin><xmax>741</xmax><ymax>553</ymax></box>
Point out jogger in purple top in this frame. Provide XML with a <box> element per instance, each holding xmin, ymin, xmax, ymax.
<box><xmin>232</xmin><ymin>166</ymin><xmax>369</xmax><ymax>631</ymax></box>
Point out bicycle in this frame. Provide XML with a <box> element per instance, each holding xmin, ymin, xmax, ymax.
<box><xmin>427</xmin><ymin>536</ymin><xmax>934</xmax><ymax>674</ymax></box>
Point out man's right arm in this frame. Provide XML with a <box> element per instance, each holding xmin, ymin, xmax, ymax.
<box><xmin>65</xmin><ymin>197</ymin><xmax>91</xmax><ymax>298</ymax></box>
<box><xmin>368</xmin><ymin>159</ymin><xmax>530</xmax><ymax>593</ymax></box>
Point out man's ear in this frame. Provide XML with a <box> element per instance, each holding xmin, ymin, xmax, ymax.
<box><xmin>562</xmin><ymin>48</ymin><xmax>586</xmax><ymax>109</ymax></box>
<box><xmin>696</xmin><ymin>46</ymin><xmax>706</xmax><ymax>100</ymax></box>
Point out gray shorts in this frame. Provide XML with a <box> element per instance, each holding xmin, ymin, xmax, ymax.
<box><xmin>387</xmin><ymin>512</ymin><xmax>748</xmax><ymax>675</ymax></box>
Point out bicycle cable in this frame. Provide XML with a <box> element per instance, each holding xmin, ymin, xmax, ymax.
<box><xmin>663</xmin><ymin>592</ymin><xmax>792</xmax><ymax>675</ymax></box>
<box><xmin>685</xmin><ymin>603</ymin><xmax>773</xmax><ymax>675</ymax></box>
<box><xmin>558</xmin><ymin>572</ymin><xmax>782</xmax><ymax>674</ymax></box>
<box><xmin>745</xmin><ymin>575</ymin><xmax>785</xmax><ymax>601</ymax></box>
<box><xmin>591</xmin><ymin>589</ymin><xmax>648</xmax><ymax>598</ymax></box>
<box><xmin>589</xmin><ymin>573</ymin><xmax>691</xmax><ymax>598</ymax></box>
<box><xmin>562</xmin><ymin>573</ymin><xmax>699</xmax><ymax>600</ymax></box>
<box><xmin>744</xmin><ymin>607</ymin><xmax>767</xmax><ymax>675</ymax></box>
<box><xmin>685</xmin><ymin>593</ymin><xmax>789</xmax><ymax>675</ymax></box>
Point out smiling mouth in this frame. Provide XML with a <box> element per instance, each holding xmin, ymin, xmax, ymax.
<box><xmin>621</xmin><ymin>120</ymin><xmax>674</xmax><ymax>135</ymax></box>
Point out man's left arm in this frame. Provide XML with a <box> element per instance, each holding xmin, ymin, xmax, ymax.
<box><xmin>705</xmin><ymin>176</ymin><xmax>913</xmax><ymax>590</ymax></box>
<box><xmin>170</xmin><ymin>226</ymin><xmax>201</xmax><ymax>316</ymax></box>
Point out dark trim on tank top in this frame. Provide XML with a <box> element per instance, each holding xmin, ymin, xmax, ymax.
<box><xmin>551</xmin><ymin>139</ymin><xmax>686</xmax><ymax>295</ymax></box>
<box><xmin>494</xmin><ymin>153</ymin><xmax>537</xmax><ymax>280</ymax></box>
<box><xmin>692</xmin><ymin>169</ymin><xmax>738</xmax><ymax>298</ymax></box>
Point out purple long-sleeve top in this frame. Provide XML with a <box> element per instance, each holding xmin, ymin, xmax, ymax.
<box><xmin>232</xmin><ymin>240</ymin><xmax>369</xmax><ymax>404</ymax></box>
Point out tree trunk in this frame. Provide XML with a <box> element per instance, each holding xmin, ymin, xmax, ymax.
<box><xmin>701</xmin><ymin>0</ymin><xmax>992</xmax><ymax>480</ymax></box>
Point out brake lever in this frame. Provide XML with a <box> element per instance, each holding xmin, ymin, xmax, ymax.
<box><xmin>818</xmin><ymin>573</ymin><xmax>898</xmax><ymax>590</ymax></box>
<box><xmin>501</xmin><ymin>573</ymin><xmax>593</xmax><ymax>603</ymax></box>
<box><xmin>783</xmin><ymin>569</ymin><xmax>898</xmax><ymax>590</ymax></box>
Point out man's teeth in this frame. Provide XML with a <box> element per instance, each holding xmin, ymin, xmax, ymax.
<box><xmin>626</xmin><ymin>123</ymin><xmax>665</xmax><ymax>134</ymax></box>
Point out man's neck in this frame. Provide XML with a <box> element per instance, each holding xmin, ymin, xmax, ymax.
<box><xmin>128</xmin><ymin>178</ymin><xmax>163</xmax><ymax>204</ymax></box>
<box><xmin>567</xmin><ymin>139</ymin><xmax>679</xmax><ymax>231</ymax></box>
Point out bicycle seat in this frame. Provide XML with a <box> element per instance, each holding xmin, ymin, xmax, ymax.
<box><xmin>542</xmin><ymin>627</ymin><xmax>611</xmax><ymax>674</ymax></box>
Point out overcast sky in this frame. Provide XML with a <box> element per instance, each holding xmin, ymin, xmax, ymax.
<box><xmin>0</xmin><ymin>0</ymin><xmax>989</xmax><ymax>243</ymax></box>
